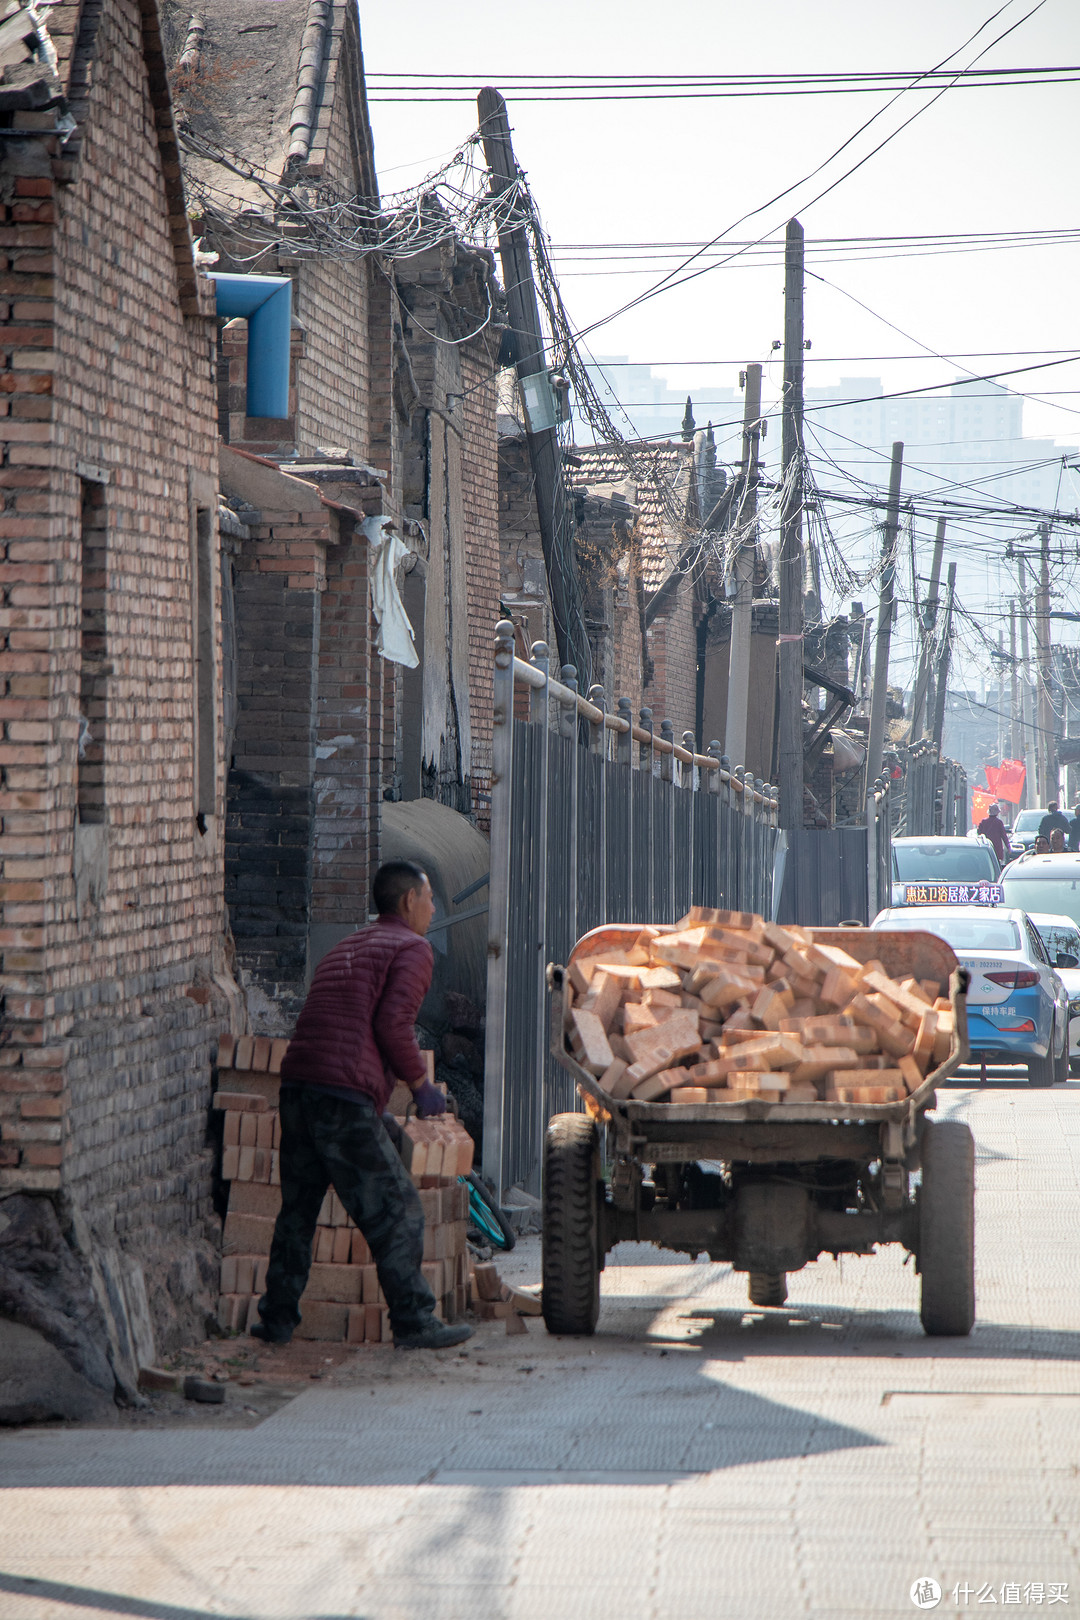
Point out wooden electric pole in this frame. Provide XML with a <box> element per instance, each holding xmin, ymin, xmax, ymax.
<box><xmin>777</xmin><ymin>218</ymin><xmax>805</xmax><ymax>830</ymax></box>
<box><xmin>866</xmin><ymin>441</ymin><xmax>905</xmax><ymax>787</ymax></box>
<box><xmin>1035</xmin><ymin>521</ymin><xmax>1056</xmax><ymax>802</ymax></box>
<box><xmin>724</xmin><ymin>361</ymin><xmax>762</xmax><ymax>771</ymax></box>
<box><xmin>908</xmin><ymin>515</ymin><xmax>945</xmax><ymax>741</ymax></box>
<box><xmin>478</xmin><ymin>87</ymin><xmax>588</xmax><ymax>678</ymax></box>
<box><xmin>1017</xmin><ymin>557</ymin><xmax>1038</xmax><ymax>807</ymax></box>
<box><xmin>930</xmin><ymin>561</ymin><xmax>957</xmax><ymax>755</ymax></box>
<box><xmin>1009</xmin><ymin>600</ymin><xmax>1020</xmax><ymax>762</ymax></box>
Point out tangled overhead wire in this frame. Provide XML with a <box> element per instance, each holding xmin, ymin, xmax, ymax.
<box><xmin>180</xmin><ymin>125</ymin><xmax>524</xmax><ymax>266</ymax></box>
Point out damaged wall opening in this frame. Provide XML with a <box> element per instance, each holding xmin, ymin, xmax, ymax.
<box><xmin>78</xmin><ymin>478</ymin><xmax>107</xmax><ymax>826</ymax></box>
<box><xmin>194</xmin><ymin>506</ymin><xmax>215</xmax><ymax>829</ymax></box>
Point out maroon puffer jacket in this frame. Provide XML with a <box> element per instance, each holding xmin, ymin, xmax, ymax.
<box><xmin>280</xmin><ymin>915</ymin><xmax>433</xmax><ymax>1110</ymax></box>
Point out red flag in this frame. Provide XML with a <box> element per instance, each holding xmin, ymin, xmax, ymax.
<box><xmin>972</xmin><ymin>788</ymin><xmax>994</xmax><ymax>828</ymax></box>
<box><xmin>984</xmin><ymin>765</ymin><xmax>1002</xmax><ymax>798</ymax></box>
<box><xmin>995</xmin><ymin>759</ymin><xmax>1026</xmax><ymax>805</ymax></box>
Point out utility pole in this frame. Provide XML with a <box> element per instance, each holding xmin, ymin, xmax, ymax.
<box><xmin>1017</xmin><ymin>558</ymin><xmax>1038</xmax><ymax>808</ymax></box>
<box><xmin>930</xmin><ymin>561</ymin><xmax>957</xmax><ymax>755</ymax></box>
<box><xmin>777</xmin><ymin>218</ymin><xmax>805</xmax><ymax>830</ymax></box>
<box><xmin>724</xmin><ymin>361</ymin><xmax>762</xmax><ymax>771</ymax></box>
<box><xmin>478</xmin><ymin>87</ymin><xmax>588</xmax><ymax>678</ymax></box>
<box><xmin>1035</xmin><ymin>521</ymin><xmax>1056</xmax><ymax>803</ymax></box>
<box><xmin>996</xmin><ymin>630</ymin><xmax>1006</xmax><ymax>764</ymax></box>
<box><xmin>908</xmin><ymin>516</ymin><xmax>945</xmax><ymax>740</ymax></box>
<box><xmin>866</xmin><ymin>442</ymin><xmax>905</xmax><ymax>788</ymax></box>
<box><xmin>1009</xmin><ymin>601</ymin><xmax>1020</xmax><ymax>763</ymax></box>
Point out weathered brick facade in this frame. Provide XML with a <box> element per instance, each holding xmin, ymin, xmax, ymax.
<box><xmin>0</xmin><ymin>0</ymin><xmax>228</xmax><ymax>1340</ymax></box>
<box><xmin>499</xmin><ymin>425</ymin><xmax>714</xmax><ymax>744</ymax></box>
<box><xmin>172</xmin><ymin>0</ymin><xmax>506</xmax><ymax>1020</ymax></box>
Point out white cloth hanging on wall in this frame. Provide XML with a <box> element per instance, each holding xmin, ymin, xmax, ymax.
<box><xmin>362</xmin><ymin>514</ymin><xmax>419</xmax><ymax>669</ymax></box>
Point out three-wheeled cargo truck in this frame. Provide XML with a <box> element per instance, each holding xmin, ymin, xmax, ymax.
<box><xmin>542</xmin><ymin>926</ymin><xmax>973</xmax><ymax>1337</ymax></box>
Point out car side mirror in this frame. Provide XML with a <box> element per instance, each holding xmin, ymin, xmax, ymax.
<box><xmin>1057</xmin><ymin>952</ymin><xmax>1078</xmax><ymax>970</ymax></box>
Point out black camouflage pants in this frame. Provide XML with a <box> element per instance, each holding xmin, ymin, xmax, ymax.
<box><xmin>259</xmin><ymin>1085</ymin><xmax>436</xmax><ymax>1337</ymax></box>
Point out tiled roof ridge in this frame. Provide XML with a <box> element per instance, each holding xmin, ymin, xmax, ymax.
<box><xmin>285</xmin><ymin>0</ymin><xmax>329</xmax><ymax>167</ymax></box>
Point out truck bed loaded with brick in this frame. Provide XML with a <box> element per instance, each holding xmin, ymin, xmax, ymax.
<box><xmin>544</xmin><ymin>910</ymin><xmax>973</xmax><ymax>1336</ymax></box>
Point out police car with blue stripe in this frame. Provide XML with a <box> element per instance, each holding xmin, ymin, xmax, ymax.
<box><xmin>872</xmin><ymin>889</ymin><xmax>1069</xmax><ymax>1085</ymax></box>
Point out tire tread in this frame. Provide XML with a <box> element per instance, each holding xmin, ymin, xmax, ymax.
<box><xmin>542</xmin><ymin>1113</ymin><xmax>601</xmax><ymax>1336</ymax></box>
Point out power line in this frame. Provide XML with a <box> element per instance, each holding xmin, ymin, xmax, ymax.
<box><xmin>570</xmin><ymin>0</ymin><xmax>1049</xmax><ymax>342</ymax></box>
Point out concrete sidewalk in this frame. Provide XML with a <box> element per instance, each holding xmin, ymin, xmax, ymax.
<box><xmin>2</xmin><ymin>1086</ymin><xmax>1079</xmax><ymax>1618</ymax></box>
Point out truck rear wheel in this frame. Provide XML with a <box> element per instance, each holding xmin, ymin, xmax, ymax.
<box><xmin>918</xmin><ymin>1118</ymin><xmax>975</xmax><ymax>1337</ymax></box>
<box><xmin>748</xmin><ymin>1271</ymin><xmax>788</xmax><ymax>1307</ymax></box>
<box><xmin>542</xmin><ymin>1113</ymin><xmax>601</xmax><ymax>1336</ymax></box>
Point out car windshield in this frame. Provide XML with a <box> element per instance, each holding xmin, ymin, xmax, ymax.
<box><xmin>1001</xmin><ymin>873</ymin><xmax>1080</xmax><ymax>930</ymax></box>
<box><xmin>1013</xmin><ymin>810</ymin><xmax>1045</xmax><ymax>833</ymax></box>
<box><xmin>892</xmin><ymin>842</ymin><xmax>999</xmax><ymax>882</ymax></box>
<box><xmin>1034</xmin><ymin>921</ymin><xmax>1080</xmax><ymax>959</ymax></box>
<box><xmin>877</xmin><ymin>913</ymin><xmax>1021</xmax><ymax>951</ymax></box>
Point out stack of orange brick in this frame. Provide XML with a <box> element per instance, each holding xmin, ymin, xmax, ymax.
<box><xmin>213</xmin><ymin>1035</ymin><xmax>474</xmax><ymax>1342</ymax></box>
<box><xmin>566</xmin><ymin>911</ymin><xmax>957</xmax><ymax>1106</ymax></box>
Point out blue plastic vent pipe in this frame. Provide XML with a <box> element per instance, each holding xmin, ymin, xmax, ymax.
<box><xmin>208</xmin><ymin>273</ymin><xmax>293</xmax><ymax>420</ymax></box>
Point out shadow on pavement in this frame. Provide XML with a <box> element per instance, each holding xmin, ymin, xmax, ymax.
<box><xmin>0</xmin><ymin>1375</ymin><xmax>880</xmax><ymax>1488</ymax></box>
<box><xmin>0</xmin><ymin>1572</ymin><xmax>358</xmax><ymax>1620</ymax></box>
<box><xmin>665</xmin><ymin>1304</ymin><xmax>1080</xmax><ymax>1361</ymax></box>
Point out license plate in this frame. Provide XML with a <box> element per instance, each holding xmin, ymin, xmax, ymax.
<box><xmin>903</xmin><ymin>882</ymin><xmax>1004</xmax><ymax>905</ymax></box>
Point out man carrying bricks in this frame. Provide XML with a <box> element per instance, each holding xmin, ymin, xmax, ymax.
<box><xmin>252</xmin><ymin>860</ymin><xmax>473</xmax><ymax>1350</ymax></box>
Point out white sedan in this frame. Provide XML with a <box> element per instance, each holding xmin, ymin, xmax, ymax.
<box><xmin>1027</xmin><ymin>912</ymin><xmax>1080</xmax><ymax>1076</ymax></box>
<box><xmin>872</xmin><ymin>904</ymin><xmax>1069</xmax><ymax>1085</ymax></box>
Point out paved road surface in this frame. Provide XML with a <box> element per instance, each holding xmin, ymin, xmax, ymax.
<box><xmin>2</xmin><ymin>1083</ymin><xmax>1079</xmax><ymax>1619</ymax></box>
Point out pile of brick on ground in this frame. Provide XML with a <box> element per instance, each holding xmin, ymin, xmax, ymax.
<box><xmin>568</xmin><ymin>909</ymin><xmax>955</xmax><ymax>1105</ymax></box>
<box><xmin>213</xmin><ymin>1035</ymin><xmax>474</xmax><ymax>1342</ymax></box>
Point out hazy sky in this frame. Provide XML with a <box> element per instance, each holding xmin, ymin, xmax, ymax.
<box><xmin>357</xmin><ymin>0</ymin><xmax>1080</xmax><ymax>692</ymax></box>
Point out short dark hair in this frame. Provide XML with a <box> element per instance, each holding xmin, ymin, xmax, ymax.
<box><xmin>1049</xmin><ymin>801</ymin><xmax>1059</xmax><ymax>811</ymax></box>
<box><xmin>373</xmin><ymin>859</ymin><xmax>428</xmax><ymax>916</ymax></box>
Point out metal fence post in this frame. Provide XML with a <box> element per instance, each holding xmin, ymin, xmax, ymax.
<box><xmin>661</xmin><ymin>719</ymin><xmax>675</xmax><ymax>920</ymax></box>
<box><xmin>682</xmin><ymin>729</ymin><xmax>696</xmax><ymax>915</ymax></box>
<box><xmin>754</xmin><ymin>778</ymin><xmax>765</xmax><ymax>916</ymax></box>
<box><xmin>561</xmin><ymin>664</ymin><xmax>579</xmax><ymax>950</ymax></box>
<box><xmin>866</xmin><ymin>784</ymin><xmax>878</xmax><ymax>922</ymax></box>
<box><xmin>617</xmin><ymin>696</ymin><xmax>633</xmax><ymax>917</ymax></box>
<box><xmin>589</xmin><ymin>684</ymin><xmax>607</xmax><ymax>925</ymax></box>
<box><xmin>482</xmin><ymin>620</ymin><xmax>517</xmax><ymax>1193</ymax></box>
<box><xmin>707</xmin><ymin>742</ymin><xmax>723</xmax><ymax>909</ymax></box>
<box><xmin>640</xmin><ymin>707</ymin><xmax>654</xmax><ymax>920</ymax></box>
<box><xmin>530</xmin><ymin>640</ymin><xmax>551</xmax><ymax>1190</ymax></box>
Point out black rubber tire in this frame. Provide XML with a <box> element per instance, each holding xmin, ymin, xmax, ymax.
<box><xmin>918</xmin><ymin>1118</ymin><xmax>975</xmax><ymax>1337</ymax></box>
<box><xmin>1055</xmin><ymin>1023</ymin><xmax>1070</xmax><ymax>1085</ymax></box>
<box><xmin>748</xmin><ymin>1271</ymin><xmax>788</xmax><ymax>1307</ymax></box>
<box><xmin>1028</xmin><ymin>1025</ymin><xmax>1056</xmax><ymax>1087</ymax></box>
<box><xmin>541</xmin><ymin>1113</ymin><xmax>601</xmax><ymax>1336</ymax></box>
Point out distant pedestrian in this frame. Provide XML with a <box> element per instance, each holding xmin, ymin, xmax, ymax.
<box><xmin>976</xmin><ymin>802</ymin><xmax>1011</xmax><ymax>864</ymax></box>
<box><xmin>1034</xmin><ymin>835</ymin><xmax>1051</xmax><ymax>855</ymax></box>
<box><xmin>1051</xmin><ymin>828</ymin><xmax>1067</xmax><ymax>853</ymax></box>
<box><xmin>252</xmin><ymin>860</ymin><xmax>473</xmax><ymax>1351</ymax></box>
<box><xmin>1068</xmin><ymin>805</ymin><xmax>1080</xmax><ymax>852</ymax></box>
<box><xmin>1038</xmin><ymin>801</ymin><xmax>1070</xmax><ymax>842</ymax></box>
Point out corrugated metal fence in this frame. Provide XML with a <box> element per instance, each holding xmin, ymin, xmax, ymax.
<box><xmin>482</xmin><ymin>621</ymin><xmax>780</xmax><ymax>1196</ymax></box>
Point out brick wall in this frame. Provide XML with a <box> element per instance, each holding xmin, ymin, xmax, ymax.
<box><xmin>0</xmin><ymin>0</ymin><xmax>224</xmax><ymax>1246</ymax></box>
<box><xmin>460</xmin><ymin>351</ymin><xmax>501</xmax><ymax>824</ymax></box>
<box><xmin>225</xmin><ymin>523</ymin><xmax>323</xmax><ymax>1026</ymax></box>
<box><xmin>646</xmin><ymin>577</ymin><xmax>700</xmax><ymax>743</ymax></box>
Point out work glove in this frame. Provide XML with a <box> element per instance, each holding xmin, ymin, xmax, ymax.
<box><xmin>412</xmin><ymin>1079</ymin><xmax>446</xmax><ymax>1118</ymax></box>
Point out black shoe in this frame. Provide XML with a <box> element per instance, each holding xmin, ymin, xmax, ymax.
<box><xmin>250</xmin><ymin>1320</ymin><xmax>293</xmax><ymax>1345</ymax></box>
<box><xmin>393</xmin><ymin>1320</ymin><xmax>474</xmax><ymax>1350</ymax></box>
